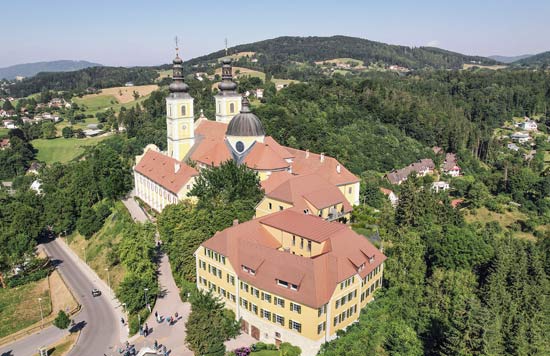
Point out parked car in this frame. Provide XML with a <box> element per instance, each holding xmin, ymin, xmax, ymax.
<box><xmin>91</xmin><ymin>288</ymin><xmax>101</xmax><ymax>297</ymax></box>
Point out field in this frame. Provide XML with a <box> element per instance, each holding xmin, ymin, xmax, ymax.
<box><xmin>223</xmin><ymin>51</ymin><xmax>256</xmax><ymax>61</ymax></box>
<box><xmin>251</xmin><ymin>351</ymin><xmax>278</xmax><ymax>356</ymax></box>
<box><xmin>66</xmin><ymin>201</ymin><xmax>132</xmax><ymax>291</ymax></box>
<box><xmin>32</xmin><ymin>135</ymin><xmax>110</xmax><ymax>164</ymax></box>
<box><xmin>315</xmin><ymin>58</ymin><xmax>364</xmax><ymax>67</ymax></box>
<box><xmin>157</xmin><ymin>69</ymin><xmax>172</xmax><ymax>81</ymax></box>
<box><xmin>37</xmin><ymin>332</ymin><xmax>78</xmax><ymax>356</ymax></box>
<box><xmin>465</xmin><ymin>207</ymin><xmax>536</xmax><ymax>240</ymax></box>
<box><xmin>463</xmin><ymin>63</ymin><xmax>508</xmax><ymax>70</ymax></box>
<box><xmin>73</xmin><ymin>85</ymin><xmax>158</xmax><ymax>115</ymax></box>
<box><xmin>0</xmin><ymin>128</ymin><xmax>8</xmax><ymax>137</ymax></box>
<box><xmin>215</xmin><ymin>66</ymin><xmax>266</xmax><ymax>81</ymax></box>
<box><xmin>272</xmin><ymin>78</ymin><xmax>299</xmax><ymax>86</ymax></box>
<box><xmin>0</xmin><ymin>278</ymin><xmax>52</xmax><ymax>338</ymax></box>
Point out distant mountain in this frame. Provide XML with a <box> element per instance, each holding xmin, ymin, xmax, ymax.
<box><xmin>489</xmin><ymin>54</ymin><xmax>533</xmax><ymax>63</ymax></box>
<box><xmin>186</xmin><ymin>35</ymin><xmax>498</xmax><ymax>71</ymax></box>
<box><xmin>0</xmin><ymin>60</ymin><xmax>103</xmax><ymax>80</ymax></box>
<box><xmin>513</xmin><ymin>51</ymin><xmax>550</xmax><ymax>66</ymax></box>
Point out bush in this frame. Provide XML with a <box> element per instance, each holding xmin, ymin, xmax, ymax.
<box><xmin>179</xmin><ymin>279</ymin><xmax>196</xmax><ymax>302</ymax></box>
<box><xmin>7</xmin><ymin>262</ymin><xmax>53</xmax><ymax>288</ymax></box>
<box><xmin>53</xmin><ymin>310</ymin><xmax>71</xmax><ymax>329</ymax></box>
<box><xmin>280</xmin><ymin>342</ymin><xmax>301</xmax><ymax>356</ymax></box>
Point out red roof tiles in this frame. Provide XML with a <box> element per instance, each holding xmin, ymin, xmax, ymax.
<box><xmin>134</xmin><ymin>150</ymin><xmax>198</xmax><ymax>194</ymax></box>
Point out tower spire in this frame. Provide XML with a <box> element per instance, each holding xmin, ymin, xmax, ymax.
<box><xmin>225</xmin><ymin>38</ymin><xmax>228</xmax><ymax>56</ymax></box>
<box><xmin>169</xmin><ymin>36</ymin><xmax>189</xmax><ymax>96</ymax></box>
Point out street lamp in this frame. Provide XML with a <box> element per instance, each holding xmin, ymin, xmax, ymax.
<box><xmin>144</xmin><ymin>288</ymin><xmax>149</xmax><ymax>312</ymax></box>
<box><xmin>82</xmin><ymin>247</ymin><xmax>87</xmax><ymax>264</ymax></box>
<box><xmin>38</xmin><ymin>298</ymin><xmax>44</xmax><ymax>329</ymax></box>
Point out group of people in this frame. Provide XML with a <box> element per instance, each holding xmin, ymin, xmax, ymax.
<box><xmin>154</xmin><ymin>310</ymin><xmax>179</xmax><ymax>325</ymax></box>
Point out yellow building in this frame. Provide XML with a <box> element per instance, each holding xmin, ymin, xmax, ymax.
<box><xmin>195</xmin><ymin>209</ymin><xmax>386</xmax><ymax>355</ymax></box>
<box><xmin>256</xmin><ymin>172</ymin><xmax>353</xmax><ymax>222</ymax></box>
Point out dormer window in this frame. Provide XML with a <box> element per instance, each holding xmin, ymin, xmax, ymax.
<box><xmin>277</xmin><ymin>279</ymin><xmax>288</xmax><ymax>288</ymax></box>
<box><xmin>242</xmin><ymin>265</ymin><xmax>255</xmax><ymax>275</ymax></box>
<box><xmin>290</xmin><ymin>284</ymin><xmax>298</xmax><ymax>291</ymax></box>
<box><xmin>369</xmin><ymin>255</ymin><xmax>375</xmax><ymax>264</ymax></box>
<box><xmin>358</xmin><ymin>263</ymin><xmax>365</xmax><ymax>272</ymax></box>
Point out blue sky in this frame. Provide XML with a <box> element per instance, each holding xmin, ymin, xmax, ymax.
<box><xmin>1</xmin><ymin>0</ymin><xmax>549</xmax><ymax>67</ymax></box>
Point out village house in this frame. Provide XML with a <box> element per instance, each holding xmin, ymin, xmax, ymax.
<box><xmin>0</xmin><ymin>138</ymin><xmax>10</xmax><ymax>150</ymax></box>
<box><xmin>442</xmin><ymin>153</ymin><xmax>461</xmax><ymax>177</ymax></box>
<box><xmin>255</xmin><ymin>88</ymin><xmax>264</xmax><ymax>99</ymax></box>
<box><xmin>507</xmin><ymin>143</ymin><xmax>520</xmax><ymax>151</ymax></box>
<box><xmin>517</xmin><ymin>117</ymin><xmax>538</xmax><ymax>131</ymax></box>
<box><xmin>386</xmin><ymin>159</ymin><xmax>435</xmax><ymax>185</ymax></box>
<box><xmin>380</xmin><ymin>187</ymin><xmax>399</xmax><ymax>207</ymax></box>
<box><xmin>432</xmin><ymin>181</ymin><xmax>450</xmax><ymax>193</ymax></box>
<box><xmin>2</xmin><ymin>120</ymin><xmax>16</xmax><ymax>129</ymax></box>
<box><xmin>510</xmin><ymin>132</ymin><xmax>531</xmax><ymax>144</ymax></box>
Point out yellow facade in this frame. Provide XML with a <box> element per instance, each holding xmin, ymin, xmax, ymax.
<box><xmin>166</xmin><ymin>97</ymin><xmax>194</xmax><ymax>161</ymax></box>
<box><xmin>255</xmin><ymin>197</ymin><xmax>351</xmax><ymax>222</ymax></box>
<box><xmin>195</xmin><ymin>243</ymin><xmax>385</xmax><ymax>350</ymax></box>
<box><xmin>339</xmin><ymin>182</ymin><xmax>360</xmax><ymax>206</ymax></box>
<box><xmin>134</xmin><ymin>171</ymin><xmax>196</xmax><ymax>212</ymax></box>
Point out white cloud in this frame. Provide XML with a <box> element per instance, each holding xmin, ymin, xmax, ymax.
<box><xmin>426</xmin><ymin>40</ymin><xmax>440</xmax><ymax>47</ymax></box>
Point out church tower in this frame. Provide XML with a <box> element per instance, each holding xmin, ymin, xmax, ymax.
<box><xmin>215</xmin><ymin>57</ymin><xmax>241</xmax><ymax>123</ymax></box>
<box><xmin>166</xmin><ymin>48</ymin><xmax>194</xmax><ymax>161</ymax></box>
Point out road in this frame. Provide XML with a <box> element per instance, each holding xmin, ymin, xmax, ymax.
<box><xmin>0</xmin><ymin>238</ymin><xmax>123</xmax><ymax>356</ymax></box>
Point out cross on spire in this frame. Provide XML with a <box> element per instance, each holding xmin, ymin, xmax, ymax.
<box><xmin>225</xmin><ymin>38</ymin><xmax>228</xmax><ymax>56</ymax></box>
<box><xmin>175</xmin><ymin>36</ymin><xmax>180</xmax><ymax>56</ymax></box>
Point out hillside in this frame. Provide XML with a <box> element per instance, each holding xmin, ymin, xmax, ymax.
<box><xmin>489</xmin><ymin>54</ymin><xmax>533</xmax><ymax>63</ymax></box>
<box><xmin>514</xmin><ymin>51</ymin><xmax>550</xmax><ymax>66</ymax></box>
<box><xmin>186</xmin><ymin>35</ymin><xmax>498</xmax><ymax>70</ymax></box>
<box><xmin>7</xmin><ymin>66</ymin><xmax>159</xmax><ymax>97</ymax></box>
<box><xmin>0</xmin><ymin>60</ymin><xmax>102</xmax><ymax>80</ymax></box>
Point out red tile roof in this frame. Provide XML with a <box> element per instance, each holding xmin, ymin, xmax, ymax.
<box><xmin>202</xmin><ymin>210</ymin><xmax>386</xmax><ymax>308</ymax></box>
<box><xmin>260</xmin><ymin>209</ymin><xmax>348</xmax><ymax>243</ymax></box>
<box><xmin>260</xmin><ymin>171</ymin><xmax>294</xmax><ymax>194</ymax></box>
<box><xmin>134</xmin><ymin>150</ymin><xmax>198</xmax><ymax>194</ymax></box>
<box><xmin>243</xmin><ymin>143</ymin><xmax>289</xmax><ymax>170</ymax></box>
<box><xmin>285</xmin><ymin>148</ymin><xmax>359</xmax><ymax>186</ymax></box>
<box><xmin>266</xmin><ymin>174</ymin><xmax>352</xmax><ymax>212</ymax></box>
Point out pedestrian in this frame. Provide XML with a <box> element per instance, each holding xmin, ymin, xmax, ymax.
<box><xmin>154</xmin><ymin>340</ymin><xmax>158</xmax><ymax>350</ymax></box>
<box><xmin>120</xmin><ymin>317</ymin><xmax>125</xmax><ymax>325</ymax></box>
<box><xmin>145</xmin><ymin>323</ymin><xmax>149</xmax><ymax>334</ymax></box>
<box><xmin>175</xmin><ymin>312</ymin><xmax>179</xmax><ymax>319</ymax></box>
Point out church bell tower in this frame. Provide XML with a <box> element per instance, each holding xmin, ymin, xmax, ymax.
<box><xmin>215</xmin><ymin>55</ymin><xmax>241</xmax><ymax>123</ymax></box>
<box><xmin>166</xmin><ymin>43</ymin><xmax>194</xmax><ymax>161</ymax></box>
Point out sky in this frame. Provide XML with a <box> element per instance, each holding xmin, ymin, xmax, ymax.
<box><xmin>1</xmin><ymin>0</ymin><xmax>549</xmax><ymax>68</ymax></box>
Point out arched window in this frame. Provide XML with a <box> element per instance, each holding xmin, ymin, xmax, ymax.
<box><xmin>181</xmin><ymin>105</ymin><xmax>186</xmax><ymax>116</ymax></box>
<box><xmin>218</xmin><ymin>103</ymin><xmax>221</xmax><ymax>114</ymax></box>
<box><xmin>168</xmin><ymin>105</ymin><xmax>172</xmax><ymax>116</ymax></box>
<box><xmin>229</xmin><ymin>103</ymin><xmax>235</xmax><ymax>113</ymax></box>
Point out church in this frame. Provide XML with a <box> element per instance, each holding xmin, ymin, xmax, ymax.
<box><xmin>133</xmin><ymin>50</ymin><xmax>385</xmax><ymax>355</ymax></box>
<box><xmin>133</xmin><ymin>51</ymin><xmax>360</xmax><ymax>216</ymax></box>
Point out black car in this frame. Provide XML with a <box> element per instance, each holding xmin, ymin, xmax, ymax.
<box><xmin>91</xmin><ymin>288</ymin><xmax>101</xmax><ymax>297</ymax></box>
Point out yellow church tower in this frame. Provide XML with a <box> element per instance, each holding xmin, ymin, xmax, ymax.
<box><xmin>215</xmin><ymin>57</ymin><xmax>241</xmax><ymax>123</ymax></box>
<box><xmin>166</xmin><ymin>48</ymin><xmax>194</xmax><ymax>161</ymax></box>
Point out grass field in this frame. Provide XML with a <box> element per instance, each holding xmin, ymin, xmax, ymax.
<box><xmin>251</xmin><ymin>351</ymin><xmax>278</xmax><ymax>356</ymax></box>
<box><xmin>215</xmin><ymin>66</ymin><xmax>266</xmax><ymax>81</ymax></box>
<box><xmin>272</xmin><ymin>78</ymin><xmax>299</xmax><ymax>86</ymax></box>
<box><xmin>32</xmin><ymin>135</ymin><xmax>110</xmax><ymax>164</ymax></box>
<box><xmin>544</xmin><ymin>151</ymin><xmax>550</xmax><ymax>168</ymax></box>
<box><xmin>0</xmin><ymin>278</ymin><xmax>52</xmax><ymax>338</ymax></box>
<box><xmin>463</xmin><ymin>63</ymin><xmax>508</xmax><ymax>70</ymax></box>
<box><xmin>73</xmin><ymin>85</ymin><xmax>158</xmax><ymax>115</ymax></box>
<box><xmin>465</xmin><ymin>207</ymin><xmax>536</xmax><ymax>240</ymax></box>
<box><xmin>66</xmin><ymin>201</ymin><xmax>132</xmax><ymax>291</ymax></box>
<box><xmin>0</xmin><ymin>128</ymin><xmax>8</xmax><ymax>137</ymax></box>
<box><xmin>35</xmin><ymin>332</ymin><xmax>78</xmax><ymax>356</ymax></box>
<box><xmin>157</xmin><ymin>69</ymin><xmax>172</xmax><ymax>81</ymax></box>
<box><xmin>315</xmin><ymin>58</ymin><xmax>364</xmax><ymax>66</ymax></box>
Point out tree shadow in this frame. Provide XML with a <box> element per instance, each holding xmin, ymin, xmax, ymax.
<box><xmin>69</xmin><ymin>320</ymin><xmax>87</xmax><ymax>333</ymax></box>
<box><xmin>1</xmin><ymin>351</ymin><xmax>14</xmax><ymax>356</ymax></box>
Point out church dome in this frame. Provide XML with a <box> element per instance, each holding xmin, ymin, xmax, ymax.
<box><xmin>226</xmin><ymin>97</ymin><xmax>265</xmax><ymax>137</ymax></box>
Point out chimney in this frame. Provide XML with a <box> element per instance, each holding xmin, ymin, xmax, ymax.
<box><xmin>305</xmin><ymin>149</ymin><xmax>310</xmax><ymax>159</ymax></box>
<box><xmin>233</xmin><ymin>219</ymin><xmax>239</xmax><ymax>226</ymax></box>
<box><xmin>336</xmin><ymin>163</ymin><xmax>341</xmax><ymax>174</ymax></box>
<box><xmin>320</xmin><ymin>153</ymin><xmax>325</xmax><ymax>163</ymax></box>
<box><xmin>174</xmin><ymin>163</ymin><xmax>181</xmax><ymax>173</ymax></box>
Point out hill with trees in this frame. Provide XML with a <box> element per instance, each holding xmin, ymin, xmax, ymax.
<box><xmin>7</xmin><ymin>66</ymin><xmax>159</xmax><ymax>97</ymax></box>
<box><xmin>185</xmin><ymin>35</ymin><xmax>499</xmax><ymax>71</ymax></box>
<box><xmin>514</xmin><ymin>51</ymin><xmax>550</xmax><ymax>67</ymax></box>
<box><xmin>0</xmin><ymin>60</ymin><xmax>102</xmax><ymax>80</ymax></box>
<box><xmin>489</xmin><ymin>54</ymin><xmax>533</xmax><ymax>63</ymax></box>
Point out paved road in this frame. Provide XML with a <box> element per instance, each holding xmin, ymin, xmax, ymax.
<box><xmin>43</xmin><ymin>239</ymin><xmax>123</xmax><ymax>356</ymax></box>
<box><xmin>0</xmin><ymin>323</ymin><xmax>67</xmax><ymax>356</ymax></box>
<box><xmin>0</xmin><ymin>238</ymin><xmax>123</xmax><ymax>356</ymax></box>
